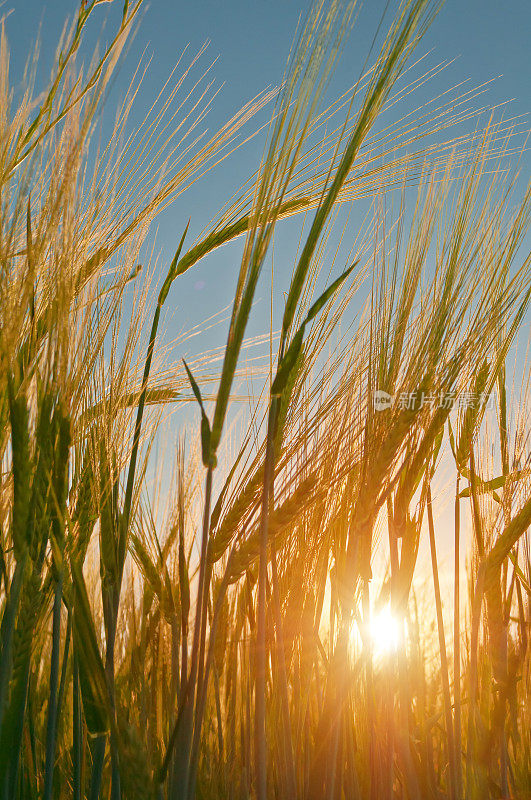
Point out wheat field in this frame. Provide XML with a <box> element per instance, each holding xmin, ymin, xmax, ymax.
<box><xmin>0</xmin><ymin>1</ymin><xmax>530</xmax><ymax>799</ymax></box>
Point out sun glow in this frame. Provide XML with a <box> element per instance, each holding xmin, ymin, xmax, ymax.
<box><xmin>369</xmin><ymin>606</ymin><xmax>401</xmax><ymax>655</ymax></box>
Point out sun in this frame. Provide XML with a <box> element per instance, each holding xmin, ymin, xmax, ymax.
<box><xmin>369</xmin><ymin>605</ymin><xmax>401</xmax><ymax>655</ymax></box>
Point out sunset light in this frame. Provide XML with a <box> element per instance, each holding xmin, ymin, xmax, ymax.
<box><xmin>2</xmin><ymin>0</ymin><xmax>529</xmax><ymax>798</ymax></box>
<box><xmin>369</xmin><ymin>605</ymin><xmax>401</xmax><ymax>655</ymax></box>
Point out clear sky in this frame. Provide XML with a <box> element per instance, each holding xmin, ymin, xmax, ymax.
<box><xmin>7</xmin><ymin>0</ymin><xmax>531</xmax><ymax>346</ymax></box>
<box><xmin>5</xmin><ymin>0</ymin><xmax>531</xmax><ymax>396</ymax></box>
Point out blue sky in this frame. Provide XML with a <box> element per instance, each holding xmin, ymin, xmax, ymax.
<box><xmin>7</xmin><ymin>0</ymin><xmax>530</xmax><ymax>345</ymax></box>
<box><xmin>5</xmin><ymin>0</ymin><xmax>530</xmax><ymax>408</ymax></box>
